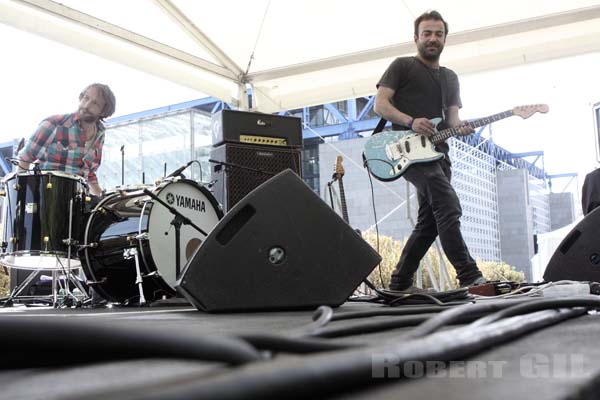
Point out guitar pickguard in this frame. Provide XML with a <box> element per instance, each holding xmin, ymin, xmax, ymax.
<box><xmin>363</xmin><ymin>119</ymin><xmax>444</xmax><ymax>181</ymax></box>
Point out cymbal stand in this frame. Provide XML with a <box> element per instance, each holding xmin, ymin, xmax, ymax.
<box><xmin>58</xmin><ymin>198</ymin><xmax>89</xmax><ymax>307</ymax></box>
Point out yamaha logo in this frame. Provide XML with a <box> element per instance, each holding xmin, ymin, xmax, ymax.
<box><xmin>174</xmin><ymin>194</ymin><xmax>206</xmax><ymax>212</ymax></box>
<box><xmin>166</xmin><ymin>193</ymin><xmax>175</xmax><ymax>204</ymax></box>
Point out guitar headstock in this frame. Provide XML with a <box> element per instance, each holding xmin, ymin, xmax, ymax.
<box><xmin>335</xmin><ymin>155</ymin><xmax>345</xmax><ymax>179</ymax></box>
<box><xmin>512</xmin><ymin>104</ymin><xmax>549</xmax><ymax>119</ymax></box>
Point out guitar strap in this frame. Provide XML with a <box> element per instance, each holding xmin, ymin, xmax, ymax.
<box><xmin>372</xmin><ymin>117</ymin><xmax>388</xmax><ymax>135</ymax></box>
<box><xmin>439</xmin><ymin>67</ymin><xmax>448</xmax><ymax>121</ymax></box>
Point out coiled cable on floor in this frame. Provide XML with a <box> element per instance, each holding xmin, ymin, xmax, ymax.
<box><xmin>0</xmin><ymin>316</ymin><xmax>261</xmax><ymax>368</ymax></box>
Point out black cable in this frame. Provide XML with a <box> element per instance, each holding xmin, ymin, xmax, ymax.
<box><xmin>307</xmin><ymin>313</ymin><xmax>441</xmax><ymax>338</ymax></box>
<box><xmin>364</xmin><ymin>279</ymin><xmax>472</xmax><ymax>306</ymax></box>
<box><xmin>0</xmin><ymin>316</ymin><xmax>261</xmax><ymax>368</ymax></box>
<box><xmin>405</xmin><ymin>298</ymin><xmax>531</xmax><ymax>338</ymax></box>
<box><xmin>325</xmin><ymin>305</ymin><xmax>455</xmax><ymax>321</ymax></box>
<box><xmin>111</xmin><ymin>306</ymin><xmax>585</xmax><ymax>400</ymax></box>
<box><xmin>469</xmin><ymin>296</ymin><xmax>600</xmax><ymax>328</ymax></box>
<box><xmin>364</xmin><ymin>166</ymin><xmax>385</xmax><ymax>288</ymax></box>
<box><xmin>364</xmin><ymin>157</ymin><xmax>396</xmax><ymax>170</ymax></box>
<box><xmin>389</xmin><ymin>291</ymin><xmax>472</xmax><ymax>306</ymax></box>
<box><xmin>238</xmin><ymin>333</ymin><xmax>357</xmax><ymax>354</ymax></box>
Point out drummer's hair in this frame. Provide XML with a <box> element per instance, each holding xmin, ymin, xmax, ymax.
<box><xmin>80</xmin><ymin>83</ymin><xmax>116</xmax><ymax>120</ymax></box>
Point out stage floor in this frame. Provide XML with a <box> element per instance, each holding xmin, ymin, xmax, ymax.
<box><xmin>0</xmin><ymin>299</ymin><xmax>599</xmax><ymax>400</ymax></box>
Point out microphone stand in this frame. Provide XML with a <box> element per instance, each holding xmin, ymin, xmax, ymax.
<box><xmin>142</xmin><ymin>189</ymin><xmax>207</xmax><ymax>279</ymax></box>
<box><xmin>120</xmin><ymin>145</ymin><xmax>125</xmax><ymax>186</ymax></box>
<box><xmin>326</xmin><ymin>173</ymin><xmax>338</xmax><ymax>210</ymax></box>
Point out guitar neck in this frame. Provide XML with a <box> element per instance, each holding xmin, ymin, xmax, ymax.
<box><xmin>431</xmin><ymin>109</ymin><xmax>514</xmax><ymax>144</ymax></box>
<box><xmin>338</xmin><ymin>179</ymin><xmax>349</xmax><ymax>223</ymax></box>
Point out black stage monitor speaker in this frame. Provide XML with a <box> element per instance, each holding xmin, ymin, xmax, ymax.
<box><xmin>177</xmin><ymin>169</ymin><xmax>381</xmax><ymax>312</ymax></box>
<box><xmin>211</xmin><ymin>143</ymin><xmax>301</xmax><ymax>212</ymax></box>
<box><xmin>543</xmin><ymin>206</ymin><xmax>600</xmax><ymax>282</ymax></box>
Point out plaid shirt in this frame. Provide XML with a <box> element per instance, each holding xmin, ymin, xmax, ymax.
<box><xmin>18</xmin><ymin>113</ymin><xmax>105</xmax><ymax>185</ymax></box>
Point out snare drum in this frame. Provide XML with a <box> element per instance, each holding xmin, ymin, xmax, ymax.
<box><xmin>80</xmin><ymin>179</ymin><xmax>223</xmax><ymax>303</ymax></box>
<box><xmin>0</xmin><ymin>171</ymin><xmax>87</xmax><ymax>269</ymax></box>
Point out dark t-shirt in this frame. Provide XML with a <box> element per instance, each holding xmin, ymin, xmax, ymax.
<box><xmin>377</xmin><ymin>56</ymin><xmax>462</xmax><ymax>153</ymax></box>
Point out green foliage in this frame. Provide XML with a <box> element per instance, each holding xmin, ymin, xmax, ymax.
<box><xmin>363</xmin><ymin>231</ymin><xmax>525</xmax><ymax>289</ymax></box>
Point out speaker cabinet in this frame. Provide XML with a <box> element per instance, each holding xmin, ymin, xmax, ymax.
<box><xmin>210</xmin><ymin>143</ymin><xmax>301</xmax><ymax>212</ymax></box>
<box><xmin>177</xmin><ymin>169</ymin><xmax>381</xmax><ymax>312</ymax></box>
<box><xmin>543</xmin><ymin>206</ymin><xmax>600</xmax><ymax>282</ymax></box>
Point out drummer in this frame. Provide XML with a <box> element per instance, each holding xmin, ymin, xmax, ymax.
<box><xmin>17</xmin><ymin>83</ymin><xmax>116</xmax><ymax>196</ymax></box>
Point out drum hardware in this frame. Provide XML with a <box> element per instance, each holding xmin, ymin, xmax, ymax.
<box><xmin>25</xmin><ymin>203</ymin><xmax>37</xmax><ymax>214</ymax></box>
<box><xmin>85</xmin><ymin>277</ymin><xmax>107</xmax><ymax>285</ymax></box>
<box><xmin>136</xmin><ymin>232</ymin><xmax>149</xmax><ymax>241</ymax></box>
<box><xmin>3</xmin><ymin>268</ymin><xmax>45</xmax><ymax>308</ymax></box>
<box><xmin>133</xmin><ymin>199</ymin><xmax>146</xmax><ymax>208</ymax></box>
<box><xmin>122</xmin><ymin>248</ymin><xmax>147</xmax><ymax>305</ymax></box>
<box><xmin>77</xmin><ymin>243</ymin><xmax>98</xmax><ymax>250</ymax></box>
<box><xmin>142</xmin><ymin>188</ymin><xmax>208</xmax><ymax>278</ymax></box>
<box><xmin>56</xmin><ymin>198</ymin><xmax>89</xmax><ymax>308</ymax></box>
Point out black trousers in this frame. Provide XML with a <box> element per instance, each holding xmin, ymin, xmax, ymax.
<box><xmin>391</xmin><ymin>158</ymin><xmax>482</xmax><ymax>288</ymax></box>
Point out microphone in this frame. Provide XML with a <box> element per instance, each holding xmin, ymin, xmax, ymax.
<box><xmin>166</xmin><ymin>160</ymin><xmax>194</xmax><ymax>178</ymax></box>
<box><xmin>16</xmin><ymin>138</ymin><xmax>25</xmax><ymax>153</ymax></box>
<box><xmin>5</xmin><ymin>157</ymin><xmax>19</xmax><ymax>166</ymax></box>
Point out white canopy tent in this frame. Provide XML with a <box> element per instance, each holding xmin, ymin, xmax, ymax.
<box><xmin>2</xmin><ymin>0</ymin><xmax>600</xmax><ymax>113</ymax></box>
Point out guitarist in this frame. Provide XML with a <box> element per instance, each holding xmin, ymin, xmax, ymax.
<box><xmin>373</xmin><ymin>10</ymin><xmax>485</xmax><ymax>291</ymax></box>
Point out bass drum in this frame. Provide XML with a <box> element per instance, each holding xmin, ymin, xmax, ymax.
<box><xmin>80</xmin><ymin>179</ymin><xmax>223</xmax><ymax>303</ymax></box>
